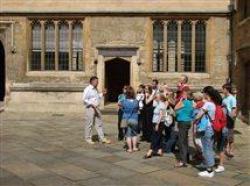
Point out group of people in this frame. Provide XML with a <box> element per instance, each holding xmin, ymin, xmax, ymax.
<box><xmin>82</xmin><ymin>75</ymin><xmax>237</xmax><ymax>178</ymax></box>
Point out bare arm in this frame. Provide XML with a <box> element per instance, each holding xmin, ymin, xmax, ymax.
<box><xmin>174</xmin><ymin>100</ymin><xmax>183</xmax><ymax>111</ymax></box>
<box><xmin>145</xmin><ymin>93</ymin><xmax>155</xmax><ymax>104</ymax></box>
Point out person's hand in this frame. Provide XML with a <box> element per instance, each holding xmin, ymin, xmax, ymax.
<box><xmin>103</xmin><ymin>89</ymin><xmax>107</xmax><ymax>95</ymax></box>
<box><xmin>155</xmin><ymin>124</ymin><xmax>159</xmax><ymax>131</ymax></box>
<box><xmin>231</xmin><ymin>109</ymin><xmax>237</xmax><ymax>118</ymax></box>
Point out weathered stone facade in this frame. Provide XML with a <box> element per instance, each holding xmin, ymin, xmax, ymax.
<box><xmin>233</xmin><ymin>0</ymin><xmax>250</xmax><ymax>123</ymax></box>
<box><xmin>0</xmin><ymin>0</ymin><xmax>232</xmax><ymax>110</ymax></box>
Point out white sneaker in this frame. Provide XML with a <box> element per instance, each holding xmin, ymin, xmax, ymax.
<box><xmin>86</xmin><ymin>139</ymin><xmax>95</xmax><ymax>145</ymax></box>
<box><xmin>215</xmin><ymin>165</ymin><xmax>225</xmax><ymax>173</ymax></box>
<box><xmin>198</xmin><ymin>171</ymin><xmax>215</xmax><ymax>178</ymax></box>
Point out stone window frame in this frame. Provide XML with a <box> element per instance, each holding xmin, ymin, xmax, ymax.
<box><xmin>30</xmin><ymin>20</ymin><xmax>42</xmax><ymax>71</ymax></box>
<box><xmin>152</xmin><ymin>19</ymin><xmax>208</xmax><ymax>73</ymax></box>
<box><xmin>28</xmin><ymin>19</ymin><xmax>84</xmax><ymax>72</ymax></box>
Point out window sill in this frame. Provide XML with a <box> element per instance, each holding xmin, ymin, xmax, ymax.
<box><xmin>26</xmin><ymin>71</ymin><xmax>86</xmax><ymax>77</ymax></box>
<box><xmin>148</xmin><ymin>72</ymin><xmax>210</xmax><ymax>79</ymax></box>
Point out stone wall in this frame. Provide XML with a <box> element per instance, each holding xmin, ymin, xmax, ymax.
<box><xmin>233</xmin><ymin>9</ymin><xmax>250</xmax><ymax>123</ymax></box>
<box><xmin>0</xmin><ymin>15</ymin><xmax>231</xmax><ymax>89</ymax></box>
<box><xmin>1</xmin><ymin>0</ymin><xmax>231</xmax><ymax>14</ymax></box>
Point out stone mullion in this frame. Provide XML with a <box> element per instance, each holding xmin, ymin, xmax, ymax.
<box><xmin>191</xmin><ymin>20</ymin><xmax>197</xmax><ymax>72</ymax></box>
<box><xmin>205</xmin><ymin>21</ymin><xmax>209</xmax><ymax>73</ymax></box>
<box><xmin>163</xmin><ymin>21</ymin><xmax>168</xmax><ymax>72</ymax></box>
<box><xmin>177</xmin><ymin>20</ymin><xmax>182</xmax><ymax>72</ymax></box>
<box><xmin>81</xmin><ymin>20</ymin><xmax>85</xmax><ymax>71</ymax></box>
<box><xmin>28</xmin><ymin>21</ymin><xmax>33</xmax><ymax>71</ymax></box>
<box><xmin>40</xmin><ymin>21</ymin><xmax>45</xmax><ymax>71</ymax></box>
<box><xmin>54</xmin><ymin>21</ymin><xmax>59</xmax><ymax>71</ymax></box>
<box><xmin>68</xmin><ymin>21</ymin><xmax>73</xmax><ymax>71</ymax></box>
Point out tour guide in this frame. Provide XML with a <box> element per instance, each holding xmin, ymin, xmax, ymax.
<box><xmin>82</xmin><ymin>76</ymin><xmax>111</xmax><ymax>144</ymax></box>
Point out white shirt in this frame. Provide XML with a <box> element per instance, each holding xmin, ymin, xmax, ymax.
<box><xmin>202</xmin><ymin>101</ymin><xmax>216</xmax><ymax>126</ymax></box>
<box><xmin>82</xmin><ymin>84</ymin><xmax>103</xmax><ymax>107</ymax></box>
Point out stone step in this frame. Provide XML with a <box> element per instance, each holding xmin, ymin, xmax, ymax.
<box><xmin>0</xmin><ymin>101</ymin><xmax>4</xmax><ymax>113</ymax></box>
<box><xmin>5</xmin><ymin>102</ymin><xmax>83</xmax><ymax>113</ymax></box>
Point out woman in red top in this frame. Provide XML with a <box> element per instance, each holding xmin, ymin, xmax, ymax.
<box><xmin>176</xmin><ymin>75</ymin><xmax>190</xmax><ymax>103</ymax></box>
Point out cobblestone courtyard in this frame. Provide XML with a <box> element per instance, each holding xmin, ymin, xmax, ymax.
<box><xmin>1</xmin><ymin>111</ymin><xmax>250</xmax><ymax>186</ymax></box>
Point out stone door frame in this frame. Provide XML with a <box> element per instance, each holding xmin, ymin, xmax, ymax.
<box><xmin>96</xmin><ymin>46</ymin><xmax>140</xmax><ymax>107</ymax></box>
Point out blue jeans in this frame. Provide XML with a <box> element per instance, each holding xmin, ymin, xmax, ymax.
<box><xmin>201</xmin><ymin>126</ymin><xmax>215</xmax><ymax>168</ymax></box>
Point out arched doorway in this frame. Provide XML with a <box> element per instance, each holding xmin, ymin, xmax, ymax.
<box><xmin>0</xmin><ymin>41</ymin><xmax>5</xmax><ymax>101</ymax></box>
<box><xmin>105</xmin><ymin>58</ymin><xmax>130</xmax><ymax>102</ymax></box>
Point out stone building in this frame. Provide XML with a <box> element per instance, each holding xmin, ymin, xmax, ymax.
<box><xmin>233</xmin><ymin>0</ymin><xmax>250</xmax><ymax>123</ymax></box>
<box><xmin>0</xmin><ymin>0</ymin><xmax>232</xmax><ymax>110</ymax></box>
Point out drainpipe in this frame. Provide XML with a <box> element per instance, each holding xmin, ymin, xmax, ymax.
<box><xmin>228</xmin><ymin>0</ymin><xmax>236</xmax><ymax>85</ymax></box>
<box><xmin>0</xmin><ymin>20</ymin><xmax>16</xmax><ymax>53</ymax></box>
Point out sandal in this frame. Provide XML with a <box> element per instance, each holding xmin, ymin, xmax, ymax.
<box><xmin>175</xmin><ymin>162</ymin><xmax>188</xmax><ymax>168</ymax></box>
<box><xmin>143</xmin><ymin>154</ymin><xmax>152</xmax><ymax>159</ymax></box>
<box><xmin>156</xmin><ymin>153</ymin><xmax>163</xmax><ymax>157</ymax></box>
<box><xmin>133</xmin><ymin>148</ymin><xmax>140</xmax><ymax>152</ymax></box>
<box><xmin>126</xmin><ymin>149</ymin><xmax>133</xmax><ymax>153</ymax></box>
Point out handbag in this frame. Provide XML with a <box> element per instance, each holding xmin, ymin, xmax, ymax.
<box><xmin>164</xmin><ymin>107</ymin><xmax>175</xmax><ymax>127</ymax></box>
<box><xmin>120</xmin><ymin>99</ymin><xmax>137</xmax><ymax>128</ymax></box>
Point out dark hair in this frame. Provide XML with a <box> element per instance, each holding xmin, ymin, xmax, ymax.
<box><xmin>222</xmin><ymin>83</ymin><xmax>232</xmax><ymax>94</ymax></box>
<box><xmin>203</xmin><ymin>86</ymin><xmax>222</xmax><ymax>105</ymax></box>
<box><xmin>126</xmin><ymin>86</ymin><xmax>135</xmax><ymax>99</ymax></box>
<box><xmin>89</xmin><ymin>76</ymin><xmax>98</xmax><ymax>83</ymax></box>
<box><xmin>187</xmin><ymin>91</ymin><xmax>194</xmax><ymax>100</ymax></box>
<box><xmin>153</xmin><ymin>79</ymin><xmax>159</xmax><ymax>85</ymax></box>
<box><xmin>139</xmin><ymin>84</ymin><xmax>145</xmax><ymax>89</ymax></box>
<box><xmin>145</xmin><ymin>85</ymin><xmax>153</xmax><ymax>94</ymax></box>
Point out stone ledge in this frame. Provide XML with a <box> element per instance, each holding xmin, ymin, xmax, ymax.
<box><xmin>11</xmin><ymin>83</ymin><xmax>86</xmax><ymax>92</ymax></box>
<box><xmin>26</xmin><ymin>71</ymin><xmax>87</xmax><ymax>77</ymax></box>
<box><xmin>1</xmin><ymin>0</ymin><xmax>231</xmax><ymax>14</ymax></box>
<box><xmin>148</xmin><ymin>72</ymin><xmax>211</xmax><ymax>79</ymax></box>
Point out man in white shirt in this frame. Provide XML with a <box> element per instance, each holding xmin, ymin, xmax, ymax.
<box><xmin>82</xmin><ymin>76</ymin><xmax>111</xmax><ymax>144</ymax></box>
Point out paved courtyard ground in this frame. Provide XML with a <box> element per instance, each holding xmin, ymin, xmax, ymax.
<box><xmin>0</xmin><ymin>110</ymin><xmax>250</xmax><ymax>186</ymax></box>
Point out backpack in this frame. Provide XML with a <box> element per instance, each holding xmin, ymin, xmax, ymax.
<box><xmin>210</xmin><ymin>105</ymin><xmax>227</xmax><ymax>132</ymax></box>
<box><xmin>164</xmin><ymin>107</ymin><xmax>175</xmax><ymax>127</ymax></box>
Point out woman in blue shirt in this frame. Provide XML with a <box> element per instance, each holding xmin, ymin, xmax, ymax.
<box><xmin>174</xmin><ymin>87</ymin><xmax>194</xmax><ymax>167</ymax></box>
<box><xmin>120</xmin><ymin>86</ymin><xmax>139</xmax><ymax>153</ymax></box>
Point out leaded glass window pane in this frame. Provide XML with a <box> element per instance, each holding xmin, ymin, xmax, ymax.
<box><xmin>31</xmin><ymin>22</ymin><xmax>41</xmax><ymax>70</ymax></box>
<box><xmin>195</xmin><ymin>21</ymin><xmax>206</xmax><ymax>72</ymax></box>
<box><xmin>167</xmin><ymin>21</ymin><xmax>178</xmax><ymax>72</ymax></box>
<box><xmin>72</xmin><ymin>23</ymin><xmax>83</xmax><ymax>71</ymax></box>
<box><xmin>153</xmin><ymin>21</ymin><xmax>164</xmax><ymax>72</ymax></box>
<box><xmin>59</xmin><ymin>22</ymin><xmax>69</xmax><ymax>70</ymax></box>
<box><xmin>182</xmin><ymin>20</ymin><xmax>192</xmax><ymax>72</ymax></box>
<box><xmin>45</xmin><ymin>22</ymin><xmax>55</xmax><ymax>70</ymax></box>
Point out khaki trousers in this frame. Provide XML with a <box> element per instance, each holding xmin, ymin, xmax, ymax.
<box><xmin>85</xmin><ymin>107</ymin><xmax>105</xmax><ymax>141</ymax></box>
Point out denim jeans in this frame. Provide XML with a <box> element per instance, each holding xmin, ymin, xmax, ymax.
<box><xmin>201</xmin><ymin>126</ymin><xmax>215</xmax><ymax>168</ymax></box>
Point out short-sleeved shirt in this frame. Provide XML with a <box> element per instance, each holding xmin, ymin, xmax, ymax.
<box><xmin>176</xmin><ymin>99</ymin><xmax>194</xmax><ymax>122</ymax></box>
<box><xmin>152</xmin><ymin>101</ymin><xmax>167</xmax><ymax>123</ymax></box>
<box><xmin>202</xmin><ymin>101</ymin><xmax>216</xmax><ymax>126</ymax></box>
<box><xmin>222</xmin><ymin>94</ymin><xmax>237</xmax><ymax>114</ymax></box>
<box><xmin>121</xmin><ymin>99</ymin><xmax>139</xmax><ymax>122</ymax></box>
